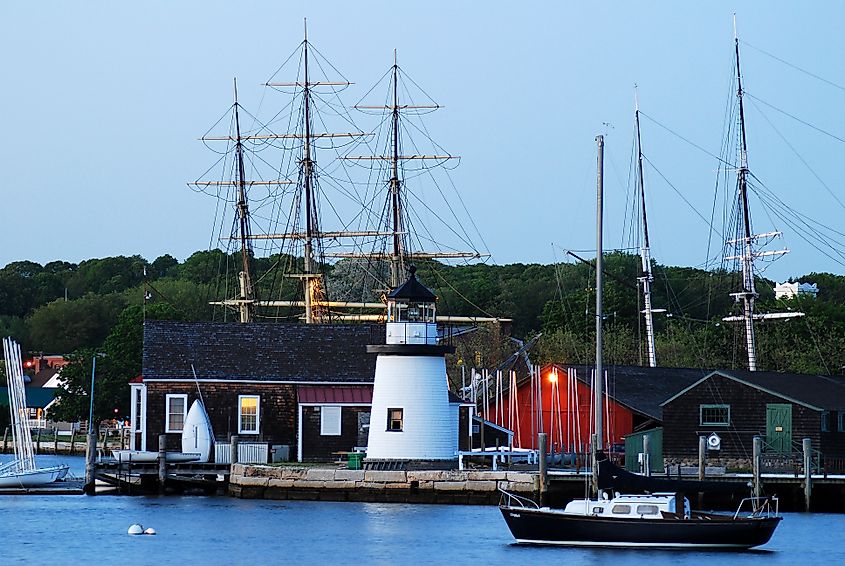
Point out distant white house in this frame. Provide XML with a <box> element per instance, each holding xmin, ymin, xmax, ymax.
<box><xmin>774</xmin><ymin>281</ymin><xmax>819</xmax><ymax>300</ymax></box>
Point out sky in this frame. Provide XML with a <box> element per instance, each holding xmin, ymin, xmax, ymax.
<box><xmin>3</xmin><ymin>2</ymin><xmax>845</xmax><ymax>283</ymax></box>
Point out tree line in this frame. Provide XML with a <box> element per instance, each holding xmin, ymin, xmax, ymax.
<box><xmin>1</xmin><ymin>251</ymin><xmax>843</xmax><ymax>424</ymax></box>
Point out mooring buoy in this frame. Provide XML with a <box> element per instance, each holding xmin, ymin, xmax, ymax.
<box><xmin>127</xmin><ymin>524</ymin><xmax>144</xmax><ymax>535</ymax></box>
<box><xmin>144</xmin><ymin>527</ymin><xmax>157</xmax><ymax>535</ymax></box>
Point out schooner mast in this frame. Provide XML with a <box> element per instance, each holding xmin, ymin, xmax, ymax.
<box><xmin>633</xmin><ymin>88</ymin><xmax>662</xmax><ymax>368</ymax></box>
<box><xmin>722</xmin><ymin>19</ymin><xmax>803</xmax><ymax>370</ymax></box>
<box><xmin>340</xmin><ymin>50</ymin><xmax>486</xmax><ymax>289</ymax></box>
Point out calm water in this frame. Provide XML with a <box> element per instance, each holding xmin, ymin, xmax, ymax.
<box><xmin>1</xmin><ymin>456</ymin><xmax>843</xmax><ymax>565</ymax></box>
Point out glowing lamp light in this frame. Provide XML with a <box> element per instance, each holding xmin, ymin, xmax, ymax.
<box><xmin>548</xmin><ymin>371</ymin><xmax>558</xmax><ymax>383</ymax></box>
<box><xmin>24</xmin><ymin>360</ymin><xmax>34</xmax><ymax>368</ymax></box>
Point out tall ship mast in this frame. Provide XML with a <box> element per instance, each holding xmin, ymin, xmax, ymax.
<box><xmin>722</xmin><ymin>19</ymin><xmax>803</xmax><ymax>370</ymax></box>
<box><xmin>633</xmin><ymin>88</ymin><xmax>662</xmax><ymax>368</ymax></box>
<box><xmin>193</xmin><ymin>22</ymin><xmax>380</xmax><ymax>324</ymax></box>
<box><xmin>339</xmin><ymin>50</ymin><xmax>488</xmax><ymax>291</ymax></box>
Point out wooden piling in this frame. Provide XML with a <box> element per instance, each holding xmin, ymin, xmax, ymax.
<box><xmin>698</xmin><ymin>435</ymin><xmax>706</xmax><ymax>481</ymax></box>
<box><xmin>642</xmin><ymin>433</ymin><xmax>651</xmax><ymax>477</ymax></box>
<box><xmin>2</xmin><ymin>426</ymin><xmax>8</xmax><ymax>454</ymax></box>
<box><xmin>752</xmin><ymin>435</ymin><xmax>762</xmax><ymax>499</ymax></box>
<box><xmin>35</xmin><ymin>427</ymin><xmax>41</xmax><ymax>454</ymax></box>
<box><xmin>84</xmin><ymin>431</ymin><xmax>97</xmax><ymax>495</ymax></box>
<box><xmin>230</xmin><ymin>435</ymin><xmax>239</xmax><ymax>466</ymax></box>
<box><xmin>69</xmin><ymin>432</ymin><xmax>76</xmax><ymax>455</ymax></box>
<box><xmin>53</xmin><ymin>428</ymin><xmax>59</xmax><ymax>454</ymax></box>
<box><xmin>158</xmin><ymin>434</ymin><xmax>167</xmax><ymax>494</ymax></box>
<box><xmin>538</xmin><ymin>433</ymin><xmax>548</xmax><ymax>506</ymax></box>
<box><xmin>803</xmin><ymin>437</ymin><xmax>812</xmax><ymax>511</ymax></box>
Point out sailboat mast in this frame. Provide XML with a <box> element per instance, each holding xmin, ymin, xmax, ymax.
<box><xmin>389</xmin><ymin>50</ymin><xmax>404</xmax><ymax>288</ymax></box>
<box><xmin>634</xmin><ymin>88</ymin><xmax>657</xmax><ymax>367</ymax></box>
<box><xmin>594</xmin><ymin>134</ymin><xmax>605</xmax><ymax>454</ymax></box>
<box><xmin>233</xmin><ymin>78</ymin><xmax>254</xmax><ymax>324</ymax></box>
<box><xmin>733</xmin><ymin>20</ymin><xmax>758</xmax><ymax>371</ymax></box>
<box><xmin>302</xmin><ymin>22</ymin><xmax>318</xmax><ymax>324</ymax></box>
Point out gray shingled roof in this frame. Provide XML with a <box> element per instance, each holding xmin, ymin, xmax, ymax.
<box><xmin>662</xmin><ymin>369</ymin><xmax>845</xmax><ymax>411</ymax></box>
<box><xmin>554</xmin><ymin>364</ymin><xmax>710</xmax><ymax>421</ymax></box>
<box><xmin>143</xmin><ymin>321</ymin><xmax>384</xmax><ymax>382</ymax></box>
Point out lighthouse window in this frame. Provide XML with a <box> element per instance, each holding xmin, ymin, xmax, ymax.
<box><xmin>165</xmin><ymin>394</ymin><xmax>187</xmax><ymax>433</ymax></box>
<box><xmin>387</xmin><ymin>408</ymin><xmax>404</xmax><ymax>432</ymax></box>
<box><xmin>238</xmin><ymin>395</ymin><xmax>260</xmax><ymax>434</ymax></box>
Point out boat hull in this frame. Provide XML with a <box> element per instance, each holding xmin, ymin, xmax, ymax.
<box><xmin>111</xmin><ymin>450</ymin><xmax>201</xmax><ymax>463</ymax></box>
<box><xmin>500</xmin><ymin>506</ymin><xmax>781</xmax><ymax>549</ymax></box>
<box><xmin>181</xmin><ymin>400</ymin><xmax>214</xmax><ymax>463</ymax></box>
<box><xmin>0</xmin><ymin>465</ymin><xmax>70</xmax><ymax>488</ymax></box>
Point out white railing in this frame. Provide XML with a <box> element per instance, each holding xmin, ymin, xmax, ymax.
<box><xmin>214</xmin><ymin>442</ymin><xmax>269</xmax><ymax>464</ymax></box>
<box><xmin>26</xmin><ymin>419</ymin><xmax>47</xmax><ymax>430</ymax></box>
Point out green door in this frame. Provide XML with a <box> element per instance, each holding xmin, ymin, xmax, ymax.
<box><xmin>766</xmin><ymin>404</ymin><xmax>792</xmax><ymax>453</ymax></box>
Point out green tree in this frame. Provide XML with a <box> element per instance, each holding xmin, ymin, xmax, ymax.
<box><xmin>27</xmin><ymin>293</ymin><xmax>127</xmax><ymax>353</ymax></box>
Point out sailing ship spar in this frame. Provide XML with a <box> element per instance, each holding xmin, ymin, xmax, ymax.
<box><xmin>192</xmin><ymin>25</ymin><xmax>488</xmax><ymax>324</ymax></box>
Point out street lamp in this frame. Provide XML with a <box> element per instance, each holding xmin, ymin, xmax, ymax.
<box><xmin>88</xmin><ymin>353</ymin><xmax>107</xmax><ymax>435</ymax></box>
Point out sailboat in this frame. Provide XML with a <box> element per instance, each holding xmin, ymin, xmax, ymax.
<box><xmin>497</xmin><ymin>135</ymin><xmax>781</xmax><ymax>549</ymax></box>
<box><xmin>0</xmin><ymin>337</ymin><xmax>69</xmax><ymax>488</ymax></box>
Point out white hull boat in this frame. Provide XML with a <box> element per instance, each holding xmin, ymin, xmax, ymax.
<box><xmin>181</xmin><ymin>400</ymin><xmax>214</xmax><ymax>463</ymax></box>
<box><xmin>111</xmin><ymin>450</ymin><xmax>201</xmax><ymax>463</ymax></box>
<box><xmin>2</xmin><ymin>337</ymin><xmax>71</xmax><ymax>488</ymax></box>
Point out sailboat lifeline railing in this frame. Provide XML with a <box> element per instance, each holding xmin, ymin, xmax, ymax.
<box><xmin>498</xmin><ymin>487</ymin><xmax>540</xmax><ymax>509</ymax></box>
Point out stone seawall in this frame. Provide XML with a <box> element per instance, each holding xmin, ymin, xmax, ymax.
<box><xmin>229</xmin><ymin>465</ymin><xmax>536</xmax><ymax>504</ymax></box>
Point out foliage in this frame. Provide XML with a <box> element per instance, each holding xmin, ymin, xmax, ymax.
<box><xmin>49</xmin><ymin>303</ymin><xmax>178</xmax><ymax>423</ymax></box>
<box><xmin>27</xmin><ymin>293</ymin><xmax>127</xmax><ymax>353</ymax></box>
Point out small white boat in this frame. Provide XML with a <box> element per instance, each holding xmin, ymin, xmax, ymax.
<box><xmin>0</xmin><ymin>463</ymin><xmax>70</xmax><ymax>488</ymax></box>
<box><xmin>1</xmin><ymin>338</ymin><xmax>71</xmax><ymax>487</ymax></box>
<box><xmin>181</xmin><ymin>399</ymin><xmax>214</xmax><ymax>463</ymax></box>
<box><xmin>110</xmin><ymin>450</ymin><xmax>201</xmax><ymax>463</ymax></box>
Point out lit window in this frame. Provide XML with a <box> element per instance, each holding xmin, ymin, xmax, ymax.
<box><xmin>165</xmin><ymin>394</ymin><xmax>187</xmax><ymax>433</ymax></box>
<box><xmin>611</xmin><ymin>505</ymin><xmax>631</xmax><ymax>515</ymax></box>
<box><xmin>321</xmin><ymin>406</ymin><xmax>342</xmax><ymax>436</ymax></box>
<box><xmin>387</xmin><ymin>408</ymin><xmax>403</xmax><ymax>432</ymax></box>
<box><xmin>700</xmin><ymin>404</ymin><xmax>730</xmax><ymax>426</ymax></box>
<box><xmin>238</xmin><ymin>395</ymin><xmax>260</xmax><ymax>434</ymax></box>
<box><xmin>636</xmin><ymin>504</ymin><xmax>660</xmax><ymax>516</ymax></box>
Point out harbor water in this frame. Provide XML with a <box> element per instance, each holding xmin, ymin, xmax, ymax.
<box><xmin>1</xmin><ymin>456</ymin><xmax>844</xmax><ymax>564</ymax></box>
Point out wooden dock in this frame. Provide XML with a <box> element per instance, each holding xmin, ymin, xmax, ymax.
<box><xmin>93</xmin><ymin>460</ymin><xmax>231</xmax><ymax>495</ymax></box>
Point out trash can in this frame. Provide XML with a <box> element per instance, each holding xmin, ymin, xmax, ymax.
<box><xmin>347</xmin><ymin>452</ymin><xmax>363</xmax><ymax>470</ymax></box>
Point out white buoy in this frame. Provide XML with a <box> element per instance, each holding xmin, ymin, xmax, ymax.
<box><xmin>127</xmin><ymin>524</ymin><xmax>144</xmax><ymax>535</ymax></box>
<box><xmin>144</xmin><ymin>527</ymin><xmax>157</xmax><ymax>535</ymax></box>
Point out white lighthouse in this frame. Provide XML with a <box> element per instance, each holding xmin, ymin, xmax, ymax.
<box><xmin>365</xmin><ymin>266</ymin><xmax>457</xmax><ymax>461</ymax></box>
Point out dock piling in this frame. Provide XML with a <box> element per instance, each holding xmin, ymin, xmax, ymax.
<box><xmin>84</xmin><ymin>431</ymin><xmax>97</xmax><ymax>495</ymax></box>
<box><xmin>752</xmin><ymin>435</ymin><xmax>762</xmax><ymax>499</ymax></box>
<box><xmin>53</xmin><ymin>428</ymin><xmax>59</xmax><ymax>454</ymax></box>
<box><xmin>230</xmin><ymin>435</ymin><xmax>239</xmax><ymax>467</ymax></box>
<box><xmin>698</xmin><ymin>435</ymin><xmax>706</xmax><ymax>481</ymax></box>
<box><xmin>538</xmin><ymin>433</ymin><xmax>548</xmax><ymax>506</ymax></box>
<box><xmin>803</xmin><ymin>437</ymin><xmax>812</xmax><ymax>511</ymax></box>
<box><xmin>158</xmin><ymin>434</ymin><xmax>167</xmax><ymax>494</ymax></box>
<box><xmin>642</xmin><ymin>433</ymin><xmax>651</xmax><ymax>477</ymax></box>
<box><xmin>2</xmin><ymin>426</ymin><xmax>7</xmax><ymax>454</ymax></box>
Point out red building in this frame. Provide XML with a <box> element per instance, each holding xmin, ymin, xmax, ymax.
<box><xmin>480</xmin><ymin>364</ymin><xmax>707</xmax><ymax>453</ymax></box>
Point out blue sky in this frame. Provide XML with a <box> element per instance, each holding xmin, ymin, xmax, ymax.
<box><xmin>3</xmin><ymin>2</ymin><xmax>844</xmax><ymax>282</ymax></box>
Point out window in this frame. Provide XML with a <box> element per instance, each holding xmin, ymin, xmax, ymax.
<box><xmin>839</xmin><ymin>412</ymin><xmax>845</xmax><ymax>433</ymax></box>
<box><xmin>387</xmin><ymin>408</ymin><xmax>404</xmax><ymax>432</ymax></box>
<box><xmin>165</xmin><ymin>394</ymin><xmax>187</xmax><ymax>433</ymax></box>
<box><xmin>636</xmin><ymin>504</ymin><xmax>660</xmax><ymax>516</ymax></box>
<box><xmin>238</xmin><ymin>395</ymin><xmax>260</xmax><ymax>434</ymax></box>
<box><xmin>591</xmin><ymin>507</ymin><xmax>604</xmax><ymax>515</ymax></box>
<box><xmin>321</xmin><ymin>406</ymin><xmax>342</xmax><ymax>436</ymax></box>
<box><xmin>700</xmin><ymin>404</ymin><xmax>730</xmax><ymax>426</ymax></box>
<box><xmin>133</xmin><ymin>389</ymin><xmax>143</xmax><ymax>430</ymax></box>
<box><xmin>611</xmin><ymin>505</ymin><xmax>631</xmax><ymax>515</ymax></box>
<box><xmin>822</xmin><ymin>411</ymin><xmax>831</xmax><ymax>433</ymax></box>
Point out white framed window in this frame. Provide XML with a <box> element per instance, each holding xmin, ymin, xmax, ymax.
<box><xmin>700</xmin><ymin>404</ymin><xmax>730</xmax><ymax>427</ymax></box>
<box><xmin>238</xmin><ymin>395</ymin><xmax>260</xmax><ymax>434</ymax></box>
<box><xmin>165</xmin><ymin>394</ymin><xmax>187</xmax><ymax>433</ymax></box>
<box><xmin>387</xmin><ymin>408</ymin><xmax>404</xmax><ymax>432</ymax></box>
<box><xmin>320</xmin><ymin>406</ymin><xmax>342</xmax><ymax>436</ymax></box>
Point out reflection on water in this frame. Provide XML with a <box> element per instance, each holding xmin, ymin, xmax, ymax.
<box><xmin>0</xmin><ymin>493</ymin><xmax>840</xmax><ymax>565</ymax></box>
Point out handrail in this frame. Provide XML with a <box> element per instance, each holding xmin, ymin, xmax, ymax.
<box><xmin>732</xmin><ymin>496</ymin><xmax>779</xmax><ymax>519</ymax></box>
<box><xmin>498</xmin><ymin>487</ymin><xmax>540</xmax><ymax>509</ymax></box>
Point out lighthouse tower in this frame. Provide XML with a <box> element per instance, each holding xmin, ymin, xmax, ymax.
<box><xmin>366</xmin><ymin>266</ymin><xmax>457</xmax><ymax>461</ymax></box>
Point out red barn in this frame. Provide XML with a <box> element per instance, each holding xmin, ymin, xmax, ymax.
<box><xmin>479</xmin><ymin>364</ymin><xmax>707</xmax><ymax>453</ymax></box>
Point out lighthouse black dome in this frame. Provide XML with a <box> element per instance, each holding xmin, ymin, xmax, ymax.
<box><xmin>387</xmin><ymin>265</ymin><xmax>436</xmax><ymax>301</ymax></box>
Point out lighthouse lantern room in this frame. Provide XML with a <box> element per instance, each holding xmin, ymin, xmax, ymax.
<box><xmin>366</xmin><ymin>266</ymin><xmax>457</xmax><ymax>462</ymax></box>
